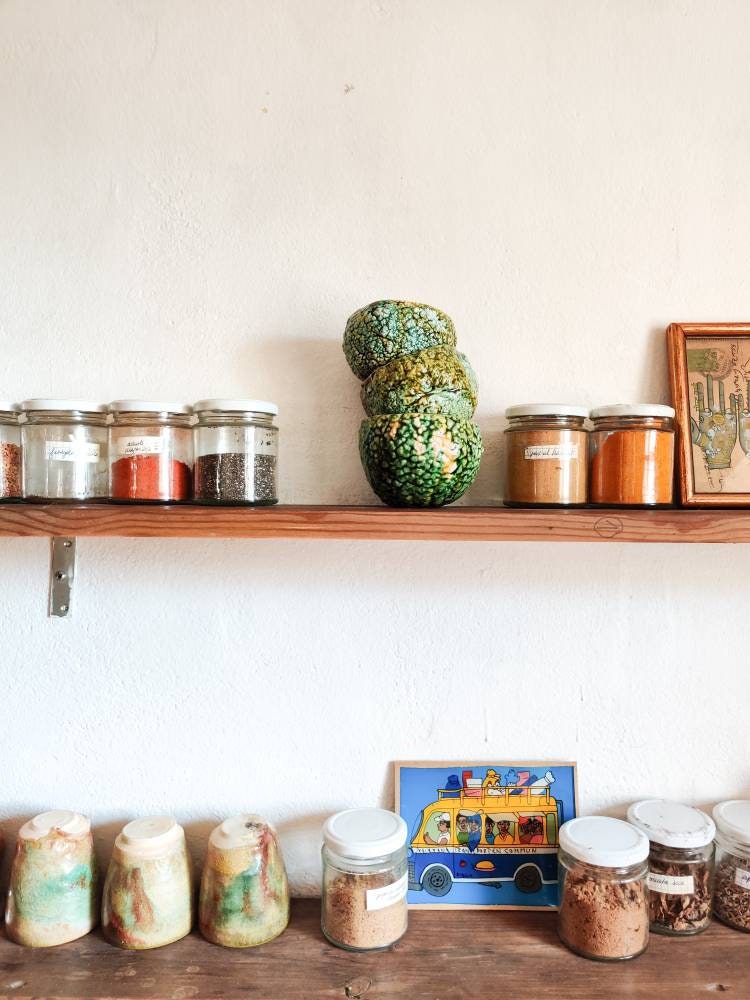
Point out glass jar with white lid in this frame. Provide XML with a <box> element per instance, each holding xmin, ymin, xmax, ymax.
<box><xmin>0</xmin><ymin>403</ymin><xmax>22</xmax><ymax>499</ymax></box>
<box><xmin>193</xmin><ymin>399</ymin><xmax>278</xmax><ymax>505</ymax></box>
<box><xmin>321</xmin><ymin>808</ymin><xmax>408</xmax><ymax>951</ymax></box>
<box><xmin>21</xmin><ymin>400</ymin><xmax>109</xmax><ymax>501</ymax></box>
<box><xmin>109</xmin><ymin>401</ymin><xmax>193</xmax><ymax>502</ymax></box>
<box><xmin>627</xmin><ymin>799</ymin><xmax>715</xmax><ymax>935</ymax></box>
<box><xmin>558</xmin><ymin>816</ymin><xmax>649</xmax><ymax>961</ymax></box>
<box><xmin>503</xmin><ymin>405</ymin><xmax>588</xmax><ymax>506</ymax></box>
<box><xmin>712</xmin><ymin>800</ymin><xmax>750</xmax><ymax>932</ymax></box>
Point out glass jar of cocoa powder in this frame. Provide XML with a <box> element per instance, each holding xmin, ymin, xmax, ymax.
<box><xmin>627</xmin><ymin>799</ymin><xmax>715</xmax><ymax>936</ymax></box>
<box><xmin>712</xmin><ymin>800</ymin><xmax>750</xmax><ymax>933</ymax></box>
<box><xmin>503</xmin><ymin>405</ymin><xmax>588</xmax><ymax>506</ymax></box>
<box><xmin>321</xmin><ymin>808</ymin><xmax>408</xmax><ymax>952</ymax></box>
<box><xmin>558</xmin><ymin>816</ymin><xmax>649</xmax><ymax>961</ymax></box>
<box><xmin>0</xmin><ymin>403</ymin><xmax>22</xmax><ymax>500</ymax></box>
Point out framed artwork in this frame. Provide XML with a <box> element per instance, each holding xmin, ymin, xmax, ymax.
<box><xmin>394</xmin><ymin>760</ymin><xmax>577</xmax><ymax>910</ymax></box>
<box><xmin>668</xmin><ymin>323</ymin><xmax>750</xmax><ymax>505</ymax></box>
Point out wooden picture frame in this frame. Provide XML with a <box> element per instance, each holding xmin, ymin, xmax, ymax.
<box><xmin>668</xmin><ymin>322</ymin><xmax>750</xmax><ymax>506</ymax></box>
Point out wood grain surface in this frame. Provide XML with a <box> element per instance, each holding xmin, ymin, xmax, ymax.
<box><xmin>2</xmin><ymin>502</ymin><xmax>750</xmax><ymax>541</ymax></box>
<box><xmin>0</xmin><ymin>900</ymin><xmax>746</xmax><ymax>999</ymax></box>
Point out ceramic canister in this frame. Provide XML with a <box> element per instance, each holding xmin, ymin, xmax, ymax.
<box><xmin>5</xmin><ymin>810</ymin><xmax>98</xmax><ymax>947</ymax></box>
<box><xmin>102</xmin><ymin>816</ymin><xmax>193</xmax><ymax>950</ymax></box>
<box><xmin>199</xmin><ymin>814</ymin><xmax>289</xmax><ymax>947</ymax></box>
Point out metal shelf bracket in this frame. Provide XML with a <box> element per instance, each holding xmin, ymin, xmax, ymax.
<box><xmin>49</xmin><ymin>537</ymin><xmax>75</xmax><ymax>618</ymax></box>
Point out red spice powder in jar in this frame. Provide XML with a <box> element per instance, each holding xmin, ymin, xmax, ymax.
<box><xmin>111</xmin><ymin>456</ymin><xmax>191</xmax><ymax>501</ymax></box>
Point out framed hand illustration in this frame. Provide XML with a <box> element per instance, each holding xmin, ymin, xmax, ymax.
<box><xmin>395</xmin><ymin>761</ymin><xmax>577</xmax><ymax>909</ymax></box>
<box><xmin>668</xmin><ymin>323</ymin><xmax>750</xmax><ymax>505</ymax></box>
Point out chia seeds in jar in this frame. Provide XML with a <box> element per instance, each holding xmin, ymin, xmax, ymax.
<box><xmin>21</xmin><ymin>400</ymin><xmax>109</xmax><ymax>502</ymax></box>
<box><xmin>321</xmin><ymin>808</ymin><xmax>408</xmax><ymax>952</ymax></box>
<box><xmin>712</xmin><ymin>800</ymin><xmax>750</xmax><ymax>932</ymax></box>
<box><xmin>0</xmin><ymin>403</ymin><xmax>22</xmax><ymax>500</ymax></box>
<box><xmin>627</xmin><ymin>799</ymin><xmax>715</xmax><ymax>936</ymax></box>
<box><xmin>193</xmin><ymin>399</ymin><xmax>278</xmax><ymax>505</ymax></box>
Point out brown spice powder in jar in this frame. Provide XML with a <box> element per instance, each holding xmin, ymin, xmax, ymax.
<box><xmin>559</xmin><ymin>871</ymin><xmax>649</xmax><ymax>960</ymax></box>
<box><xmin>323</xmin><ymin>872</ymin><xmax>407</xmax><ymax>951</ymax></box>
<box><xmin>504</xmin><ymin>406</ymin><xmax>588</xmax><ymax>506</ymax></box>
<box><xmin>0</xmin><ymin>442</ymin><xmax>21</xmax><ymax>498</ymax></box>
<box><xmin>713</xmin><ymin>858</ymin><xmax>750</xmax><ymax>931</ymax></box>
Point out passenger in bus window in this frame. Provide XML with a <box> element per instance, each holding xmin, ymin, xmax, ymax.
<box><xmin>456</xmin><ymin>814</ymin><xmax>469</xmax><ymax>845</ymax></box>
<box><xmin>495</xmin><ymin>820</ymin><xmax>512</xmax><ymax>843</ymax></box>
<box><xmin>424</xmin><ymin>812</ymin><xmax>451</xmax><ymax>845</ymax></box>
<box><xmin>467</xmin><ymin>815</ymin><xmax>481</xmax><ymax>852</ymax></box>
<box><xmin>484</xmin><ymin>817</ymin><xmax>495</xmax><ymax>844</ymax></box>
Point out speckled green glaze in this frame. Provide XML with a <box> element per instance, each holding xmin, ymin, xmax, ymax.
<box><xmin>343</xmin><ymin>300</ymin><xmax>457</xmax><ymax>380</ymax></box>
<box><xmin>359</xmin><ymin>413</ymin><xmax>483</xmax><ymax>507</ymax></box>
<box><xmin>360</xmin><ymin>346</ymin><xmax>478</xmax><ymax>420</ymax></box>
<box><xmin>199</xmin><ymin>816</ymin><xmax>289</xmax><ymax>948</ymax></box>
<box><xmin>5</xmin><ymin>823</ymin><xmax>97</xmax><ymax>947</ymax></box>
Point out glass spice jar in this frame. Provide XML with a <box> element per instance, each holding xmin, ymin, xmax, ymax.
<box><xmin>109</xmin><ymin>401</ymin><xmax>193</xmax><ymax>502</ymax></box>
<box><xmin>558</xmin><ymin>816</ymin><xmax>650</xmax><ymax>961</ymax></box>
<box><xmin>0</xmin><ymin>403</ymin><xmax>22</xmax><ymax>500</ymax></box>
<box><xmin>21</xmin><ymin>400</ymin><xmax>109</xmax><ymax>502</ymax></box>
<box><xmin>712</xmin><ymin>800</ymin><xmax>750</xmax><ymax>933</ymax></box>
<box><xmin>627</xmin><ymin>799</ymin><xmax>715</xmax><ymax>936</ymax></box>
<box><xmin>589</xmin><ymin>405</ymin><xmax>675</xmax><ymax>506</ymax></box>
<box><xmin>503</xmin><ymin>405</ymin><xmax>588</xmax><ymax>506</ymax></box>
<box><xmin>193</xmin><ymin>400</ymin><xmax>278</xmax><ymax>505</ymax></box>
<box><xmin>321</xmin><ymin>808</ymin><xmax>408</xmax><ymax>952</ymax></box>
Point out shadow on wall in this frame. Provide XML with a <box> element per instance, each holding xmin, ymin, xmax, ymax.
<box><xmin>640</xmin><ymin>326</ymin><xmax>672</xmax><ymax>404</ymax></box>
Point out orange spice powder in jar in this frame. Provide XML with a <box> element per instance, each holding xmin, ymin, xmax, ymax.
<box><xmin>503</xmin><ymin>405</ymin><xmax>588</xmax><ymax>506</ymax></box>
<box><xmin>589</xmin><ymin>405</ymin><xmax>675</xmax><ymax>506</ymax></box>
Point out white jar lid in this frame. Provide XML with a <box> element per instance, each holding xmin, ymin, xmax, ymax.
<box><xmin>627</xmin><ymin>799</ymin><xmax>715</xmax><ymax>849</ymax></box>
<box><xmin>116</xmin><ymin>816</ymin><xmax>184</xmax><ymax>858</ymax></box>
<box><xmin>559</xmin><ymin>816</ymin><xmax>649</xmax><ymax>868</ymax></box>
<box><xmin>19</xmin><ymin>809</ymin><xmax>90</xmax><ymax>840</ymax></box>
<box><xmin>21</xmin><ymin>399</ymin><xmax>108</xmax><ymax>414</ymax></box>
<box><xmin>0</xmin><ymin>402</ymin><xmax>20</xmax><ymax>413</ymax></box>
<box><xmin>209</xmin><ymin>814</ymin><xmax>272</xmax><ymax>850</ymax></box>
<box><xmin>323</xmin><ymin>808</ymin><xmax>407</xmax><ymax>861</ymax></box>
<box><xmin>505</xmin><ymin>404</ymin><xmax>588</xmax><ymax>419</ymax></box>
<box><xmin>590</xmin><ymin>404</ymin><xmax>675</xmax><ymax>419</ymax></box>
<box><xmin>713</xmin><ymin>800</ymin><xmax>750</xmax><ymax>846</ymax></box>
<box><xmin>193</xmin><ymin>398</ymin><xmax>278</xmax><ymax>416</ymax></box>
<box><xmin>109</xmin><ymin>400</ymin><xmax>193</xmax><ymax>415</ymax></box>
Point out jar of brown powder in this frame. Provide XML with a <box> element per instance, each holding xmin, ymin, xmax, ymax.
<box><xmin>558</xmin><ymin>816</ymin><xmax>649</xmax><ymax>961</ymax></box>
<box><xmin>321</xmin><ymin>808</ymin><xmax>408</xmax><ymax>952</ymax></box>
<box><xmin>712</xmin><ymin>800</ymin><xmax>750</xmax><ymax>933</ymax></box>
<box><xmin>589</xmin><ymin>405</ymin><xmax>675</xmax><ymax>506</ymax></box>
<box><xmin>503</xmin><ymin>405</ymin><xmax>588</xmax><ymax>506</ymax></box>
<box><xmin>627</xmin><ymin>799</ymin><xmax>715</xmax><ymax>936</ymax></box>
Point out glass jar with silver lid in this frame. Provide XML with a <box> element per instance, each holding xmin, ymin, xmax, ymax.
<box><xmin>192</xmin><ymin>399</ymin><xmax>278</xmax><ymax>505</ymax></box>
<box><xmin>21</xmin><ymin>400</ymin><xmax>109</xmax><ymax>501</ymax></box>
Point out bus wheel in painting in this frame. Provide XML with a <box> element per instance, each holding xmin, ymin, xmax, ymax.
<box><xmin>421</xmin><ymin>865</ymin><xmax>453</xmax><ymax>897</ymax></box>
<box><xmin>514</xmin><ymin>864</ymin><xmax>542</xmax><ymax>893</ymax></box>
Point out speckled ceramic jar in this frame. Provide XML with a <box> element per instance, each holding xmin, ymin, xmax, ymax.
<box><xmin>199</xmin><ymin>814</ymin><xmax>289</xmax><ymax>948</ymax></box>
<box><xmin>5</xmin><ymin>810</ymin><xmax>98</xmax><ymax>947</ymax></box>
<box><xmin>102</xmin><ymin>817</ymin><xmax>193</xmax><ymax>950</ymax></box>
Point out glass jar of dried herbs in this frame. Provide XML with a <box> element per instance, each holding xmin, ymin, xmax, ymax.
<box><xmin>713</xmin><ymin>800</ymin><xmax>750</xmax><ymax>933</ymax></box>
<box><xmin>627</xmin><ymin>799</ymin><xmax>715</xmax><ymax>936</ymax></box>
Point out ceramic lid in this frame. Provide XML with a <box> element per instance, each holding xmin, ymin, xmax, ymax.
<box><xmin>116</xmin><ymin>816</ymin><xmax>184</xmax><ymax>857</ymax></box>
<box><xmin>19</xmin><ymin>810</ymin><xmax>90</xmax><ymax>840</ymax></box>
<box><xmin>323</xmin><ymin>808</ymin><xmax>407</xmax><ymax>860</ymax></box>
<box><xmin>559</xmin><ymin>816</ymin><xmax>649</xmax><ymax>868</ymax></box>
<box><xmin>505</xmin><ymin>404</ymin><xmax>588</xmax><ymax>419</ymax></box>
<box><xmin>713</xmin><ymin>800</ymin><xmax>750</xmax><ymax>846</ymax></box>
<box><xmin>109</xmin><ymin>400</ymin><xmax>192</xmax><ymax>415</ymax></box>
<box><xmin>627</xmin><ymin>799</ymin><xmax>715</xmax><ymax>849</ymax></box>
<box><xmin>21</xmin><ymin>399</ymin><xmax>108</xmax><ymax>414</ymax></box>
<box><xmin>209</xmin><ymin>814</ymin><xmax>272</xmax><ymax>850</ymax></box>
<box><xmin>193</xmin><ymin>399</ymin><xmax>278</xmax><ymax>415</ymax></box>
<box><xmin>590</xmin><ymin>404</ymin><xmax>675</xmax><ymax>419</ymax></box>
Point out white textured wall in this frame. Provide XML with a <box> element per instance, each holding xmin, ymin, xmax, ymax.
<box><xmin>1</xmin><ymin>0</ymin><xmax>749</xmax><ymax>893</ymax></box>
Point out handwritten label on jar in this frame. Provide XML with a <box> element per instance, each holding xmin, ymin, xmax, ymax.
<box><xmin>735</xmin><ymin>868</ymin><xmax>750</xmax><ymax>890</ymax></box>
<box><xmin>365</xmin><ymin>873</ymin><xmax>408</xmax><ymax>911</ymax></box>
<box><xmin>647</xmin><ymin>872</ymin><xmax>695</xmax><ymax>894</ymax></box>
<box><xmin>114</xmin><ymin>436</ymin><xmax>164</xmax><ymax>458</ymax></box>
<box><xmin>524</xmin><ymin>444</ymin><xmax>579</xmax><ymax>461</ymax></box>
<box><xmin>45</xmin><ymin>441</ymin><xmax>100</xmax><ymax>463</ymax></box>
<box><xmin>254</xmin><ymin>429</ymin><xmax>278</xmax><ymax>456</ymax></box>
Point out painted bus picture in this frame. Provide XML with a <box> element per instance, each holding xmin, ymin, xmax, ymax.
<box><xmin>395</xmin><ymin>761</ymin><xmax>577</xmax><ymax>909</ymax></box>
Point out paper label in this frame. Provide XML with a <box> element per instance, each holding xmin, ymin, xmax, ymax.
<box><xmin>45</xmin><ymin>441</ymin><xmax>100</xmax><ymax>463</ymax></box>
<box><xmin>366</xmin><ymin>873</ymin><xmax>408</xmax><ymax>911</ymax></box>
<box><xmin>524</xmin><ymin>444</ymin><xmax>579</xmax><ymax>461</ymax></box>
<box><xmin>647</xmin><ymin>872</ymin><xmax>695</xmax><ymax>894</ymax></box>
<box><xmin>114</xmin><ymin>436</ymin><xmax>164</xmax><ymax>458</ymax></box>
<box><xmin>735</xmin><ymin>868</ymin><xmax>750</xmax><ymax>890</ymax></box>
<box><xmin>254</xmin><ymin>428</ymin><xmax>278</xmax><ymax>457</ymax></box>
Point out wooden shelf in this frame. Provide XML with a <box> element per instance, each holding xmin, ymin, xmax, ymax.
<box><xmin>0</xmin><ymin>900</ymin><xmax>745</xmax><ymax>999</ymax></box>
<box><xmin>0</xmin><ymin>502</ymin><xmax>750</xmax><ymax>542</ymax></box>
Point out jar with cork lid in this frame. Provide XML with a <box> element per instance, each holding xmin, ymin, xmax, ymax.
<box><xmin>503</xmin><ymin>405</ymin><xmax>588</xmax><ymax>506</ymax></box>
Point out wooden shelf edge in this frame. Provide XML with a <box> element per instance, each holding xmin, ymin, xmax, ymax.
<box><xmin>1</xmin><ymin>503</ymin><xmax>750</xmax><ymax>541</ymax></box>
